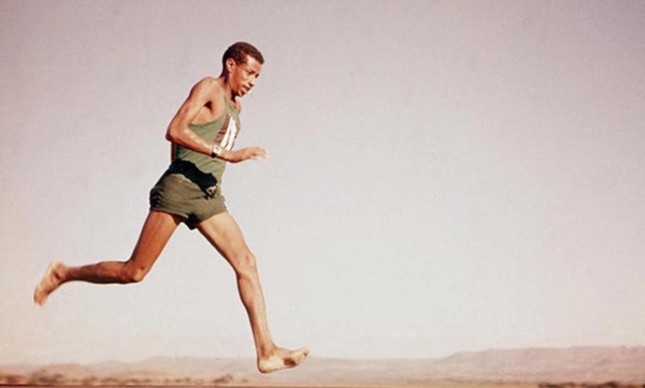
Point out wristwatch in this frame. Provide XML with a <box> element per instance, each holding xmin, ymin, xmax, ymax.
<box><xmin>211</xmin><ymin>144</ymin><xmax>223</xmax><ymax>158</ymax></box>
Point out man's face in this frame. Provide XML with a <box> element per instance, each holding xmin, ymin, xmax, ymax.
<box><xmin>228</xmin><ymin>55</ymin><xmax>262</xmax><ymax>97</ymax></box>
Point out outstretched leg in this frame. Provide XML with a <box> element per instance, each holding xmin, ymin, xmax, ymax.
<box><xmin>34</xmin><ymin>211</ymin><xmax>181</xmax><ymax>305</ymax></box>
<box><xmin>197</xmin><ymin>212</ymin><xmax>309</xmax><ymax>373</ymax></box>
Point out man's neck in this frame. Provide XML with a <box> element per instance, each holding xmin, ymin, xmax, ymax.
<box><xmin>218</xmin><ymin>76</ymin><xmax>236</xmax><ymax>102</ymax></box>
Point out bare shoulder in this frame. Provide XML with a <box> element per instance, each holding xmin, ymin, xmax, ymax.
<box><xmin>192</xmin><ymin>76</ymin><xmax>221</xmax><ymax>96</ymax></box>
<box><xmin>184</xmin><ymin>77</ymin><xmax>227</xmax><ymax>123</ymax></box>
<box><xmin>187</xmin><ymin>76</ymin><xmax>225</xmax><ymax>110</ymax></box>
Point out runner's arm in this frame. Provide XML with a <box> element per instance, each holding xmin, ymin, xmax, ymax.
<box><xmin>165</xmin><ymin>78</ymin><xmax>219</xmax><ymax>157</ymax></box>
<box><xmin>165</xmin><ymin>79</ymin><xmax>266</xmax><ymax>163</ymax></box>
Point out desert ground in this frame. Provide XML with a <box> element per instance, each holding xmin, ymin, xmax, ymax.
<box><xmin>2</xmin><ymin>347</ymin><xmax>644</xmax><ymax>387</ymax></box>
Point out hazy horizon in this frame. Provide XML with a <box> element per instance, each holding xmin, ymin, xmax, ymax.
<box><xmin>5</xmin><ymin>344</ymin><xmax>645</xmax><ymax>366</ymax></box>
<box><xmin>2</xmin><ymin>0</ymin><xmax>644</xmax><ymax>365</ymax></box>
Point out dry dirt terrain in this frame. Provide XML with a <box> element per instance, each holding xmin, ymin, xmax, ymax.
<box><xmin>1</xmin><ymin>346</ymin><xmax>644</xmax><ymax>387</ymax></box>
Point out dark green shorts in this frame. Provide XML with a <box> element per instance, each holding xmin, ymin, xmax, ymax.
<box><xmin>149</xmin><ymin>173</ymin><xmax>227</xmax><ymax>229</ymax></box>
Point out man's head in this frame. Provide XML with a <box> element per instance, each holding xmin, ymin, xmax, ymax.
<box><xmin>221</xmin><ymin>42</ymin><xmax>264</xmax><ymax>74</ymax></box>
<box><xmin>221</xmin><ymin>42</ymin><xmax>264</xmax><ymax>97</ymax></box>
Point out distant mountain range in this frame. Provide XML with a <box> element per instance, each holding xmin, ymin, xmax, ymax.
<box><xmin>2</xmin><ymin>346</ymin><xmax>644</xmax><ymax>386</ymax></box>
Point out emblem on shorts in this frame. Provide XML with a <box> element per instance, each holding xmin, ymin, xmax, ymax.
<box><xmin>205</xmin><ymin>185</ymin><xmax>217</xmax><ymax>198</ymax></box>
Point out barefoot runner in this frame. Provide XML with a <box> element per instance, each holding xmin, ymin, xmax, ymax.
<box><xmin>33</xmin><ymin>42</ymin><xmax>309</xmax><ymax>374</ymax></box>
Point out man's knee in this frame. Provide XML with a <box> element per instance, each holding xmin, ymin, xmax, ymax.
<box><xmin>121</xmin><ymin>264</ymin><xmax>148</xmax><ymax>283</ymax></box>
<box><xmin>232</xmin><ymin>251</ymin><xmax>258</xmax><ymax>277</ymax></box>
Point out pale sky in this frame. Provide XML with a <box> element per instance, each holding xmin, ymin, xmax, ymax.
<box><xmin>1</xmin><ymin>0</ymin><xmax>644</xmax><ymax>365</ymax></box>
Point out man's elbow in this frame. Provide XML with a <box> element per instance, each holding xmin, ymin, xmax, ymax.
<box><xmin>165</xmin><ymin>127</ymin><xmax>178</xmax><ymax>142</ymax></box>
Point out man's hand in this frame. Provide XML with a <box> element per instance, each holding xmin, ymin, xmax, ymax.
<box><xmin>222</xmin><ymin>147</ymin><xmax>268</xmax><ymax>163</ymax></box>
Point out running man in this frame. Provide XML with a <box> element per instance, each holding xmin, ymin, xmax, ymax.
<box><xmin>33</xmin><ymin>42</ymin><xmax>309</xmax><ymax>374</ymax></box>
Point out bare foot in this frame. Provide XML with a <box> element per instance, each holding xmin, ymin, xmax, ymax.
<box><xmin>33</xmin><ymin>262</ymin><xmax>65</xmax><ymax>305</ymax></box>
<box><xmin>258</xmin><ymin>347</ymin><xmax>309</xmax><ymax>374</ymax></box>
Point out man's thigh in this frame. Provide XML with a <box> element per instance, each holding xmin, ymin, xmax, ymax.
<box><xmin>196</xmin><ymin>212</ymin><xmax>251</xmax><ymax>261</ymax></box>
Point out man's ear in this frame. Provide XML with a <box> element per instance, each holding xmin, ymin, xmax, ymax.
<box><xmin>225</xmin><ymin>58</ymin><xmax>236</xmax><ymax>73</ymax></box>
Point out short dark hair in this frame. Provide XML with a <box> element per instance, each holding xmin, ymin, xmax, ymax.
<box><xmin>222</xmin><ymin>42</ymin><xmax>264</xmax><ymax>70</ymax></box>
